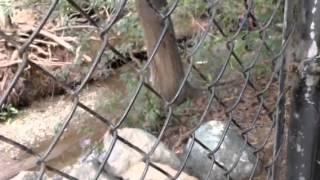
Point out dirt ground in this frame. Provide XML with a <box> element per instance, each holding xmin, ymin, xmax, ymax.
<box><xmin>0</xmin><ymin>72</ymin><xmax>282</xmax><ymax>180</ymax></box>
<box><xmin>0</xmin><ymin>75</ymin><xmax>126</xmax><ymax>179</ymax></box>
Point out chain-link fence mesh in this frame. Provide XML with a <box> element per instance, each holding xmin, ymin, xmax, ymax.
<box><xmin>0</xmin><ymin>0</ymin><xmax>290</xmax><ymax>179</ymax></box>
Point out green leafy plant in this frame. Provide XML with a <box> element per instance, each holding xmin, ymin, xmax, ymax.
<box><xmin>54</xmin><ymin>122</ymin><xmax>63</xmax><ymax>134</ymax></box>
<box><xmin>0</xmin><ymin>0</ymin><xmax>13</xmax><ymax>16</ymax></box>
<box><xmin>174</xmin><ymin>98</ymin><xmax>201</xmax><ymax>127</ymax></box>
<box><xmin>0</xmin><ymin>104</ymin><xmax>19</xmax><ymax>122</ymax></box>
<box><xmin>119</xmin><ymin>72</ymin><xmax>164</xmax><ymax>132</ymax></box>
<box><xmin>103</xmin><ymin>92</ymin><xmax>122</xmax><ymax>114</ymax></box>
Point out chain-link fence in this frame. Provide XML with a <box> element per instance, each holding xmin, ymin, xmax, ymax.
<box><xmin>0</xmin><ymin>0</ymin><xmax>291</xmax><ymax>179</ymax></box>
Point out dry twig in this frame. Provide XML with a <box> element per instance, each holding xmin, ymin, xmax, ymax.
<box><xmin>0</xmin><ymin>25</ymin><xmax>93</xmax><ymax>68</ymax></box>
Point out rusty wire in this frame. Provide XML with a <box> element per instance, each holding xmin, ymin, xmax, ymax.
<box><xmin>0</xmin><ymin>0</ymin><xmax>289</xmax><ymax>179</ymax></box>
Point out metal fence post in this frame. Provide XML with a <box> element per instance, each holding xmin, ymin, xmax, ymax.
<box><xmin>287</xmin><ymin>0</ymin><xmax>320</xmax><ymax>179</ymax></box>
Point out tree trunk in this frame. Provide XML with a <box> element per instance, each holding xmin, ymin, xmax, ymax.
<box><xmin>135</xmin><ymin>0</ymin><xmax>191</xmax><ymax>104</ymax></box>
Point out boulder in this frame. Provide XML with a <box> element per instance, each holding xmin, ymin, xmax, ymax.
<box><xmin>122</xmin><ymin>162</ymin><xmax>198</xmax><ymax>180</ymax></box>
<box><xmin>184</xmin><ymin>120</ymin><xmax>262</xmax><ymax>180</ymax></box>
<box><xmin>98</xmin><ymin>128</ymin><xmax>181</xmax><ymax>176</ymax></box>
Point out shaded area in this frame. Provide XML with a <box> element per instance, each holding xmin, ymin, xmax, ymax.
<box><xmin>288</xmin><ymin>78</ymin><xmax>320</xmax><ymax>180</ymax></box>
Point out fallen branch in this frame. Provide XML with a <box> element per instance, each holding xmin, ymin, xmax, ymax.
<box><xmin>30</xmin><ymin>26</ymin><xmax>74</xmax><ymax>51</ymax></box>
<box><xmin>29</xmin><ymin>44</ymin><xmax>49</xmax><ymax>56</ymax></box>
<box><xmin>0</xmin><ymin>25</ymin><xmax>95</xmax><ymax>68</ymax></box>
<box><xmin>29</xmin><ymin>53</ymin><xmax>59</xmax><ymax>62</ymax></box>
<box><xmin>0</xmin><ymin>59</ymin><xmax>73</xmax><ymax>68</ymax></box>
<box><xmin>51</xmin><ymin>25</ymin><xmax>97</xmax><ymax>32</ymax></box>
<box><xmin>0</xmin><ymin>60</ymin><xmax>22</xmax><ymax>67</ymax></box>
<box><xmin>0</xmin><ymin>71</ymin><xmax>8</xmax><ymax>90</ymax></box>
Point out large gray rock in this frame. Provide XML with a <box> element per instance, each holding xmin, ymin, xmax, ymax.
<box><xmin>10</xmin><ymin>171</ymin><xmax>44</xmax><ymax>180</ymax></box>
<box><xmin>184</xmin><ymin>121</ymin><xmax>262</xmax><ymax>180</ymax></box>
<box><xmin>64</xmin><ymin>162</ymin><xmax>114</xmax><ymax>180</ymax></box>
<box><xmin>13</xmin><ymin>162</ymin><xmax>116</xmax><ymax>180</ymax></box>
<box><xmin>122</xmin><ymin>162</ymin><xmax>198</xmax><ymax>180</ymax></box>
<box><xmin>98</xmin><ymin>128</ymin><xmax>181</xmax><ymax>177</ymax></box>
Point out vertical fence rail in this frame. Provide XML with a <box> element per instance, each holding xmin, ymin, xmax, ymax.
<box><xmin>286</xmin><ymin>0</ymin><xmax>320</xmax><ymax>179</ymax></box>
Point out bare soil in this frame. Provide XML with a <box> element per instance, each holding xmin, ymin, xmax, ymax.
<box><xmin>0</xmin><ymin>75</ymin><xmax>126</xmax><ymax>180</ymax></box>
